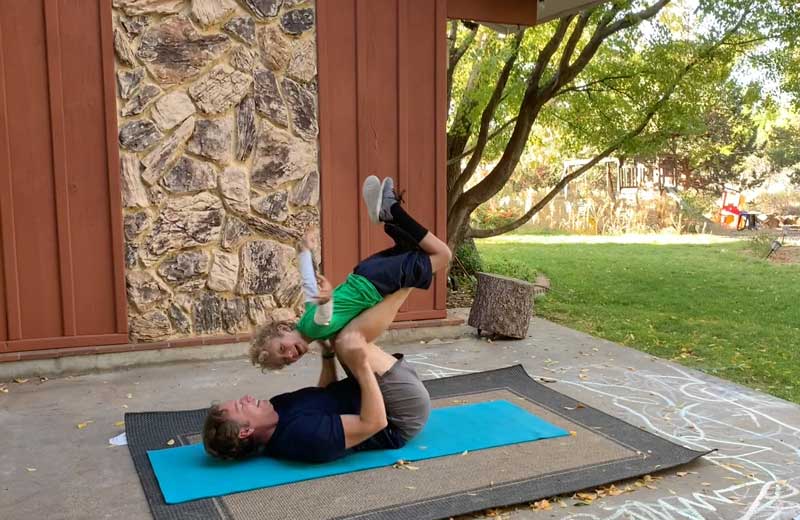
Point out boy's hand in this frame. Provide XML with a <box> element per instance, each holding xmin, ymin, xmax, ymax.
<box><xmin>314</xmin><ymin>275</ymin><xmax>332</xmax><ymax>304</ymax></box>
<box><xmin>300</xmin><ymin>227</ymin><xmax>319</xmax><ymax>252</ymax></box>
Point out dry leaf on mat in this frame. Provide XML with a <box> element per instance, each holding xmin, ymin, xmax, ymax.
<box><xmin>531</xmin><ymin>499</ymin><xmax>551</xmax><ymax>511</ymax></box>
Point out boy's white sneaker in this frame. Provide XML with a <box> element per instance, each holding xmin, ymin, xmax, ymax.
<box><xmin>362</xmin><ymin>175</ymin><xmax>382</xmax><ymax>224</ymax></box>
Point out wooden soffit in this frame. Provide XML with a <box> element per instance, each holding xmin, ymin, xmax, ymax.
<box><xmin>447</xmin><ymin>0</ymin><xmax>609</xmax><ymax>27</ymax></box>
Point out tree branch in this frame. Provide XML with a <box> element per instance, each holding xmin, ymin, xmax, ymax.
<box><xmin>556</xmin><ymin>0</ymin><xmax>672</xmax><ymax>92</ymax></box>
<box><xmin>558</xmin><ymin>12</ymin><xmax>591</xmax><ymax>76</ymax></box>
<box><xmin>453</xmin><ymin>17</ymin><xmax>573</xmax><ymax>215</ymax></box>
<box><xmin>447</xmin><ymin>22</ymin><xmax>479</xmax><ymax>108</ymax></box>
<box><xmin>449</xmin><ymin>30</ymin><xmax>525</xmax><ymax>211</ymax></box>
<box><xmin>447</xmin><ymin>116</ymin><xmax>519</xmax><ymax>166</ymax></box>
<box><xmin>467</xmin><ymin>6</ymin><xmax>750</xmax><ymax>240</ymax></box>
<box><xmin>553</xmin><ymin>74</ymin><xmax>638</xmax><ymax>97</ymax></box>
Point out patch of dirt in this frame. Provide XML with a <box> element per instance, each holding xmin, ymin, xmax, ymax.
<box><xmin>447</xmin><ymin>286</ymin><xmax>474</xmax><ymax>309</ymax></box>
<box><xmin>769</xmin><ymin>245</ymin><xmax>800</xmax><ymax>264</ymax></box>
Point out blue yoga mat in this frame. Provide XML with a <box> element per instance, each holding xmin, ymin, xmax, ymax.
<box><xmin>148</xmin><ymin>400</ymin><xmax>568</xmax><ymax>504</ymax></box>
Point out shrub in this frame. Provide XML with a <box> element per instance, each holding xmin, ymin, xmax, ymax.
<box><xmin>747</xmin><ymin>232</ymin><xmax>776</xmax><ymax>258</ymax></box>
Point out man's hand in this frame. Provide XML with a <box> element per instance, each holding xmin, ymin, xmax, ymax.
<box><xmin>314</xmin><ymin>275</ymin><xmax>332</xmax><ymax>305</ymax></box>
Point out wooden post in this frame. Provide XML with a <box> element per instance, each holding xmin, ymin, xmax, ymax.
<box><xmin>468</xmin><ymin>272</ymin><xmax>536</xmax><ymax>339</ymax></box>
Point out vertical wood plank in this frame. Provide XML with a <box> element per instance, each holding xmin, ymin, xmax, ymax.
<box><xmin>0</xmin><ymin>15</ymin><xmax>16</xmax><ymax>342</ymax></box>
<box><xmin>397</xmin><ymin>0</ymin><xmax>407</xmax><ymax>192</ymax></box>
<box><xmin>317</xmin><ymin>0</ymin><xmax>334</xmax><ymax>277</ymax></box>
<box><xmin>44</xmin><ymin>0</ymin><xmax>76</xmax><ymax>336</ymax></box>
<box><xmin>356</xmin><ymin>0</ymin><xmax>370</xmax><ymax>259</ymax></box>
<box><xmin>98</xmin><ymin>0</ymin><xmax>128</xmax><ymax>335</ymax></box>
<box><xmin>435</xmin><ymin>0</ymin><xmax>448</xmax><ymax>311</ymax></box>
<box><xmin>397</xmin><ymin>0</ymin><xmax>409</xmax><ymax>313</ymax></box>
<box><xmin>318</xmin><ymin>0</ymin><xmax>360</xmax><ymax>284</ymax></box>
<box><xmin>0</xmin><ymin>9</ymin><xmax>24</xmax><ymax>341</ymax></box>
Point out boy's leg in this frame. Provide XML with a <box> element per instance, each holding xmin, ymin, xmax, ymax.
<box><xmin>364</xmin><ymin>176</ymin><xmax>451</xmax><ymax>273</ymax></box>
<box><xmin>339</xmin><ymin>288</ymin><xmax>412</xmax><ymax>346</ymax></box>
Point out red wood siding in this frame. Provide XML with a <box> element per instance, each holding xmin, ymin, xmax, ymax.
<box><xmin>317</xmin><ymin>0</ymin><xmax>448</xmax><ymax>321</ymax></box>
<box><xmin>0</xmin><ymin>0</ymin><xmax>127</xmax><ymax>352</ymax></box>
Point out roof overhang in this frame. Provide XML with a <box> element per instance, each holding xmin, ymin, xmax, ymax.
<box><xmin>447</xmin><ymin>0</ymin><xmax>610</xmax><ymax>29</ymax></box>
<box><xmin>537</xmin><ymin>0</ymin><xmax>610</xmax><ymax>24</ymax></box>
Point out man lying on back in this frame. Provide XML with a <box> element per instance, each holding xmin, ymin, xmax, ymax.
<box><xmin>204</xmin><ymin>330</ymin><xmax>401</xmax><ymax>463</ymax></box>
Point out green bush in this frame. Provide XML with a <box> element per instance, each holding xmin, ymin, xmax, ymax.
<box><xmin>747</xmin><ymin>232</ymin><xmax>776</xmax><ymax>258</ymax></box>
<box><xmin>453</xmin><ymin>238</ymin><xmax>483</xmax><ymax>278</ymax></box>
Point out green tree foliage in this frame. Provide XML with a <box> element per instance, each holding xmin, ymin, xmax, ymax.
<box><xmin>765</xmin><ymin>120</ymin><xmax>800</xmax><ymax>184</ymax></box>
<box><xmin>446</xmin><ymin>0</ymin><xmax>800</xmax><ymax>248</ymax></box>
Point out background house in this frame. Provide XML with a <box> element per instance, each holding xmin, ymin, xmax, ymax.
<box><xmin>0</xmin><ymin>0</ymin><xmax>606</xmax><ymax>361</ymax></box>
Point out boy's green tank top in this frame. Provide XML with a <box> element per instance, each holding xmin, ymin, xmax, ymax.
<box><xmin>295</xmin><ymin>274</ymin><xmax>383</xmax><ymax>340</ymax></box>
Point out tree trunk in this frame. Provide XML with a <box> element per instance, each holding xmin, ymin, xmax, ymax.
<box><xmin>468</xmin><ymin>272</ymin><xmax>536</xmax><ymax>339</ymax></box>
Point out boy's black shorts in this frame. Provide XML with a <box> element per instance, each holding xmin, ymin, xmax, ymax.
<box><xmin>353</xmin><ymin>249</ymin><xmax>433</xmax><ymax>296</ymax></box>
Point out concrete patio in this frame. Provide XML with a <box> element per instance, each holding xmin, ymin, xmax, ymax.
<box><xmin>1</xmin><ymin>317</ymin><xmax>799</xmax><ymax>520</ymax></box>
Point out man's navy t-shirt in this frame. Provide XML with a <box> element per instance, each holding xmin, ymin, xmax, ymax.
<box><xmin>263</xmin><ymin>377</ymin><xmax>404</xmax><ymax>463</ymax></box>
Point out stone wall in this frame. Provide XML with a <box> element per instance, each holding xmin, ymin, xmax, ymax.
<box><xmin>112</xmin><ymin>0</ymin><xmax>319</xmax><ymax>342</ymax></box>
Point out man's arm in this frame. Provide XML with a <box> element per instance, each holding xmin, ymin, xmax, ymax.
<box><xmin>317</xmin><ymin>341</ymin><xmax>338</xmax><ymax>387</ymax></box>
<box><xmin>338</xmin><ymin>335</ymin><xmax>388</xmax><ymax>449</ymax></box>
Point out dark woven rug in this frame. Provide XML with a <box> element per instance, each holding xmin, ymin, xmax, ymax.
<box><xmin>127</xmin><ymin>365</ymin><xmax>710</xmax><ymax>520</ymax></box>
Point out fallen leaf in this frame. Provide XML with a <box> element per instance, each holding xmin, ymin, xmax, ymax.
<box><xmin>76</xmin><ymin>420</ymin><xmax>94</xmax><ymax>430</ymax></box>
<box><xmin>569</xmin><ymin>431</ymin><xmax>577</xmax><ymax>436</ymax></box>
<box><xmin>676</xmin><ymin>471</ymin><xmax>688</xmax><ymax>477</ymax></box>
<box><xmin>26</xmin><ymin>467</ymin><xmax>36</xmax><ymax>472</ymax></box>
<box><xmin>645</xmin><ymin>484</ymin><xmax>658</xmax><ymax>490</ymax></box>
<box><xmin>532</xmin><ymin>499</ymin><xmax>551</xmax><ymax>511</ymax></box>
<box><xmin>14</xmin><ymin>378</ymin><xmax>28</xmax><ymax>384</ymax></box>
<box><xmin>0</xmin><ymin>386</ymin><xmax>8</xmax><ymax>394</ymax></box>
<box><xmin>558</xmin><ymin>499</ymin><xmax>567</xmax><ymax>508</ymax></box>
<box><xmin>575</xmin><ymin>492</ymin><xmax>597</xmax><ymax>502</ymax></box>
<box><xmin>573</xmin><ymin>502</ymin><xmax>590</xmax><ymax>507</ymax></box>
<box><xmin>114</xmin><ymin>421</ymin><xmax>125</xmax><ymax>428</ymax></box>
<box><xmin>701</xmin><ymin>482</ymin><xmax>712</xmax><ymax>486</ymax></box>
<box><xmin>121</xmin><ymin>404</ymin><xmax>128</xmax><ymax>409</ymax></box>
<box><xmin>405</xmin><ymin>486</ymin><xmax>416</xmax><ymax>490</ymax></box>
<box><xmin>539</xmin><ymin>377</ymin><xmax>557</xmax><ymax>383</ymax></box>
<box><xmin>39</xmin><ymin>377</ymin><xmax>49</xmax><ymax>382</ymax></box>
<box><xmin>166</xmin><ymin>439</ymin><xmax>175</xmax><ymax>446</ymax></box>
<box><xmin>126</xmin><ymin>393</ymin><xmax>133</xmax><ymax>399</ymax></box>
<box><xmin>461</xmin><ymin>450</ymin><xmax>468</xmax><ymax>456</ymax></box>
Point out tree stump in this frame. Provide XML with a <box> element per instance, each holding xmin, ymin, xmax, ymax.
<box><xmin>468</xmin><ymin>272</ymin><xmax>535</xmax><ymax>339</ymax></box>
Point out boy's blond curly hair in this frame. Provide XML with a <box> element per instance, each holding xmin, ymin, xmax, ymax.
<box><xmin>249</xmin><ymin>319</ymin><xmax>297</xmax><ymax>370</ymax></box>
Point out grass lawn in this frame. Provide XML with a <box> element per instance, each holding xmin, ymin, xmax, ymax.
<box><xmin>477</xmin><ymin>236</ymin><xmax>800</xmax><ymax>404</ymax></box>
